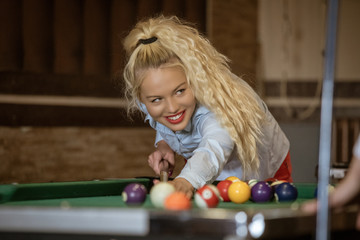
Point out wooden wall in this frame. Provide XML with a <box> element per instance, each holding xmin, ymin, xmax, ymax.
<box><xmin>208</xmin><ymin>0</ymin><xmax>258</xmax><ymax>87</ymax></box>
<box><xmin>0</xmin><ymin>0</ymin><xmax>206</xmax><ymax>126</ymax></box>
<box><xmin>0</xmin><ymin>0</ymin><xmax>260</xmax><ymax>184</ymax></box>
<box><xmin>0</xmin><ymin>0</ymin><xmax>208</xmax><ymax>183</ymax></box>
<box><xmin>0</xmin><ymin>0</ymin><xmax>206</xmax><ymax>75</ymax></box>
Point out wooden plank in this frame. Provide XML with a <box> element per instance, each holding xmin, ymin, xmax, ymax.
<box><xmin>53</xmin><ymin>0</ymin><xmax>83</xmax><ymax>74</ymax></box>
<box><xmin>162</xmin><ymin>0</ymin><xmax>185</xmax><ymax>17</ymax></box>
<box><xmin>350</xmin><ymin>119</ymin><xmax>360</xmax><ymax>157</ymax></box>
<box><xmin>185</xmin><ymin>0</ymin><xmax>206</xmax><ymax>34</ymax></box>
<box><xmin>83</xmin><ymin>0</ymin><xmax>110</xmax><ymax>75</ymax></box>
<box><xmin>0</xmin><ymin>72</ymin><xmax>119</xmax><ymax>97</ymax></box>
<box><xmin>0</xmin><ymin>0</ymin><xmax>22</xmax><ymax>71</ymax></box>
<box><xmin>110</xmin><ymin>0</ymin><xmax>137</xmax><ymax>75</ymax></box>
<box><xmin>207</xmin><ymin>0</ymin><xmax>257</xmax><ymax>80</ymax></box>
<box><xmin>0</xmin><ymin>127</ymin><xmax>157</xmax><ymax>183</ymax></box>
<box><xmin>331</xmin><ymin>120</ymin><xmax>337</xmax><ymax>165</ymax></box>
<box><xmin>354</xmin><ymin>120</ymin><xmax>360</xmax><ymax>142</ymax></box>
<box><xmin>340</xmin><ymin>119</ymin><xmax>349</xmax><ymax>163</ymax></box>
<box><xmin>137</xmin><ymin>0</ymin><xmax>161</xmax><ymax>19</ymax></box>
<box><xmin>22</xmin><ymin>0</ymin><xmax>53</xmax><ymax>73</ymax></box>
<box><xmin>0</xmin><ymin>104</ymin><xmax>145</xmax><ymax>127</ymax></box>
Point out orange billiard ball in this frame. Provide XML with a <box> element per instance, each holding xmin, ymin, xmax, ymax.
<box><xmin>164</xmin><ymin>192</ymin><xmax>191</xmax><ymax>210</ymax></box>
<box><xmin>228</xmin><ymin>181</ymin><xmax>251</xmax><ymax>204</ymax></box>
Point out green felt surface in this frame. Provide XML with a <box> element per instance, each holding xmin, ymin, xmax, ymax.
<box><xmin>0</xmin><ymin>179</ymin><xmax>317</xmax><ymax>210</ymax></box>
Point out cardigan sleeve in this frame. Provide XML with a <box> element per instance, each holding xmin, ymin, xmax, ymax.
<box><xmin>175</xmin><ymin>115</ymin><xmax>235</xmax><ymax>189</ymax></box>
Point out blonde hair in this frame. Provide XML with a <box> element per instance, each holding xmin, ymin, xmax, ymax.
<box><xmin>123</xmin><ymin>15</ymin><xmax>265</xmax><ymax>178</ymax></box>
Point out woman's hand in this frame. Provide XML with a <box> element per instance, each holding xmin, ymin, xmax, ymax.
<box><xmin>148</xmin><ymin>140</ymin><xmax>175</xmax><ymax>176</ymax></box>
<box><xmin>170</xmin><ymin>178</ymin><xmax>195</xmax><ymax>199</ymax></box>
<box><xmin>302</xmin><ymin>155</ymin><xmax>360</xmax><ymax>230</ymax></box>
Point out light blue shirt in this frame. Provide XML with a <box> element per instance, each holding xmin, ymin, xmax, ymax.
<box><xmin>139</xmin><ymin>100</ymin><xmax>290</xmax><ymax>189</ymax></box>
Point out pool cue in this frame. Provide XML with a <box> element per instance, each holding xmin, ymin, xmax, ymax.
<box><xmin>159</xmin><ymin>160</ymin><xmax>169</xmax><ymax>182</ymax></box>
<box><xmin>316</xmin><ymin>1</ymin><xmax>338</xmax><ymax>240</ymax></box>
<box><xmin>160</xmin><ymin>170</ymin><xmax>168</xmax><ymax>182</ymax></box>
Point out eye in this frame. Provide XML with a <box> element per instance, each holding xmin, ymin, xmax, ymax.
<box><xmin>175</xmin><ymin>89</ymin><xmax>185</xmax><ymax>95</ymax></box>
<box><xmin>151</xmin><ymin>98</ymin><xmax>161</xmax><ymax>103</ymax></box>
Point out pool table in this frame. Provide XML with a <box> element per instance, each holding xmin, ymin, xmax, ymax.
<box><xmin>0</xmin><ymin>178</ymin><xmax>359</xmax><ymax>240</ymax></box>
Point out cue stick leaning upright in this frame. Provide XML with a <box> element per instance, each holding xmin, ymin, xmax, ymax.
<box><xmin>316</xmin><ymin>0</ymin><xmax>339</xmax><ymax>240</ymax></box>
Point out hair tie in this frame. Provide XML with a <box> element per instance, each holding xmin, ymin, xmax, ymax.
<box><xmin>137</xmin><ymin>37</ymin><xmax>158</xmax><ymax>46</ymax></box>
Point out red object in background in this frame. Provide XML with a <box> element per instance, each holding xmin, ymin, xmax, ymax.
<box><xmin>271</xmin><ymin>152</ymin><xmax>293</xmax><ymax>182</ymax></box>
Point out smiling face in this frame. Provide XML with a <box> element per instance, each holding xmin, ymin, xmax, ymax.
<box><xmin>140</xmin><ymin>66</ymin><xmax>196</xmax><ymax>132</ymax></box>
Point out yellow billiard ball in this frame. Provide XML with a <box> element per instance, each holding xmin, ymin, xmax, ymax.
<box><xmin>226</xmin><ymin>176</ymin><xmax>241</xmax><ymax>183</ymax></box>
<box><xmin>228</xmin><ymin>181</ymin><xmax>251</xmax><ymax>204</ymax></box>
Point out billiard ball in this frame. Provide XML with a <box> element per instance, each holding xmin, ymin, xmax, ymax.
<box><xmin>226</xmin><ymin>176</ymin><xmax>241</xmax><ymax>183</ymax></box>
<box><xmin>216</xmin><ymin>180</ymin><xmax>232</xmax><ymax>202</ymax></box>
<box><xmin>122</xmin><ymin>183</ymin><xmax>147</xmax><ymax>205</ymax></box>
<box><xmin>314</xmin><ymin>184</ymin><xmax>335</xmax><ymax>198</ymax></box>
<box><xmin>195</xmin><ymin>184</ymin><xmax>220</xmax><ymax>208</ymax></box>
<box><xmin>164</xmin><ymin>192</ymin><xmax>191</xmax><ymax>210</ymax></box>
<box><xmin>251</xmin><ymin>181</ymin><xmax>273</xmax><ymax>203</ymax></box>
<box><xmin>248</xmin><ymin>179</ymin><xmax>258</xmax><ymax>189</ymax></box>
<box><xmin>150</xmin><ymin>182</ymin><xmax>175</xmax><ymax>208</ymax></box>
<box><xmin>270</xmin><ymin>180</ymin><xmax>287</xmax><ymax>191</ymax></box>
<box><xmin>274</xmin><ymin>182</ymin><xmax>298</xmax><ymax>202</ymax></box>
<box><xmin>228</xmin><ymin>180</ymin><xmax>251</xmax><ymax>204</ymax></box>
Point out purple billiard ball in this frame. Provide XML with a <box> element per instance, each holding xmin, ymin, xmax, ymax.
<box><xmin>251</xmin><ymin>181</ymin><xmax>273</xmax><ymax>203</ymax></box>
<box><xmin>274</xmin><ymin>182</ymin><xmax>298</xmax><ymax>202</ymax></box>
<box><xmin>122</xmin><ymin>183</ymin><xmax>147</xmax><ymax>205</ymax></box>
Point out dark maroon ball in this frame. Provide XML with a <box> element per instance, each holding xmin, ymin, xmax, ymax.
<box><xmin>122</xmin><ymin>183</ymin><xmax>147</xmax><ymax>205</ymax></box>
<box><xmin>251</xmin><ymin>181</ymin><xmax>273</xmax><ymax>203</ymax></box>
<box><xmin>274</xmin><ymin>182</ymin><xmax>298</xmax><ymax>202</ymax></box>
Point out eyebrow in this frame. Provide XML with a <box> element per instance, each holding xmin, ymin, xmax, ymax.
<box><xmin>145</xmin><ymin>81</ymin><xmax>187</xmax><ymax>99</ymax></box>
<box><xmin>173</xmin><ymin>82</ymin><xmax>187</xmax><ymax>92</ymax></box>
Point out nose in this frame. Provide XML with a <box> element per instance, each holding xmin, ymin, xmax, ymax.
<box><xmin>166</xmin><ymin>98</ymin><xmax>179</xmax><ymax>114</ymax></box>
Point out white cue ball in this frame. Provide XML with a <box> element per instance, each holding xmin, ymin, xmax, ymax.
<box><xmin>150</xmin><ymin>182</ymin><xmax>176</xmax><ymax>208</ymax></box>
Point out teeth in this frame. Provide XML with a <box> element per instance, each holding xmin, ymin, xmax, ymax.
<box><xmin>168</xmin><ymin>112</ymin><xmax>183</xmax><ymax>120</ymax></box>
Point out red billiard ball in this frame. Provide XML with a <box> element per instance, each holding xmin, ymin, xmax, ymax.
<box><xmin>195</xmin><ymin>184</ymin><xmax>220</xmax><ymax>208</ymax></box>
<box><xmin>217</xmin><ymin>180</ymin><xmax>232</xmax><ymax>202</ymax></box>
<box><xmin>122</xmin><ymin>183</ymin><xmax>147</xmax><ymax>205</ymax></box>
<box><xmin>274</xmin><ymin>182</ymin><xmax>298</xmax><ymax>202</ymax></box>
<box><xmin>251</xmin><ymin>181</ymin><xmax>273</xmax><ymax>203</ymax></box>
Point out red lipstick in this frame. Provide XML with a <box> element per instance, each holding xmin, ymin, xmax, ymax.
<box><xmin>165</xmin><ymin>110</ymin><xmax>185</xmax><ymax>124</ymax></box>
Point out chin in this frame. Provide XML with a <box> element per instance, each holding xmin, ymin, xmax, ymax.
<box><xmin>168</xmin><ymin>123</ymin><xmax>186</xmax><ymax>132</ymax></box>
<box><xmin>169</xmin><ymin>126</ymin><xmax>184</xmax><ymax>132</ymax></box>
